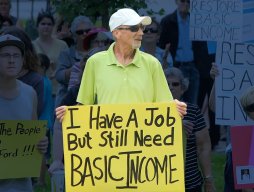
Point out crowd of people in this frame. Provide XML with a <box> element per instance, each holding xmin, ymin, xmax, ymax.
<box><xmin>0</xmin><ymin>0</ymin><xmax>253</xmax><ymax>191</ymax></box>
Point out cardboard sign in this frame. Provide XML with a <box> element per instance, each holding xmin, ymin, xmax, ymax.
<box><xmin>190</xmin><ymin>0</ymin><xmax>242</xmax><ymax>42</ymax></box>
<box><xmin>231</xmin><ymin>126</ymin><xmax>254</xmax><ymax>189</ymax></box>
<box><xmin>62</xmin><ymin>102</ymin><xmax>185</xmax><ymax>192</ymax></box>
<box><xmin>0</xmin><ymin>120</ymin><xmax>46</xmax><ymax>179</ymax></box>
<box><xmin>215</xmin><ymin>41</ymin><xmax>254</xmax><ymax>125</ymax></box>
<box><xmin>243</xmin><ymin>0</ymin><xmax>254</xmax><ymax>42</ymax></box>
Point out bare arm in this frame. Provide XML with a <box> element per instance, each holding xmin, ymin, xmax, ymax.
<box><xmin>209</xmin><ymin>83</ymin><xmax>215</xmax><ymax>113</ymax></box>
<box><xmin>209</xmin><ymin>63</ymin><xmax>219</xmax><ymax>113</ymax></box>
<box><xmin>196</xmin><ymin>128</ymin><xmax>216</xmax><ymax>192</ymax></box>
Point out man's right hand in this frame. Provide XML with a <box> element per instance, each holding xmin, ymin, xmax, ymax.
<box><xmin>56</xmin><ymin>106</ymin><xmax>67</xmax><ymax>122</ymax></box>
<box><xmin>210</xmin><ymin>63</ymin><xmax>219</xmax><ymax>80</ymax></box>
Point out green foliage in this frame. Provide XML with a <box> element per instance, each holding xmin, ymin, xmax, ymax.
<box><xmin>50</xmin><ymin>0</ymin><xmax>163</xmax><ymax>28</ymax></box>
<box><xmin>212</xmin><ymin>152</ymin><xmax>226</xmax><ymax>191</ymax></box>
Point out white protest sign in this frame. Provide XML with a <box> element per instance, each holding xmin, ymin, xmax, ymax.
<box><xmin>190</xmin><ymin>0</ymin><xmax>242</xmax><ymax>42</ymax></box>
<box><xmin>243</xmin><ymin>0</ymin><xmax>254</xmax><ymax>42</ymax></box>
<box><xmin>215</xmin><ymin>41</ymin><xmax>254</xmax><ymax>125</ymax></box>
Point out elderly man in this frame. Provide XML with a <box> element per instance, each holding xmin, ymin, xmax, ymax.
<box><xmin>57</xmin><ymin>8</ymin><xmax>186</xmax><ymax>116</ymax></box>
<box><xmin>51</xmin><ymin>8</ymin><xmax>187</xmax><ymax>173</ymax></box>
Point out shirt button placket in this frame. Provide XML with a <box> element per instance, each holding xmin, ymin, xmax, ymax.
<box><xmin>123</xmin><ymin>69</ymin><xmax>127</xmax><ymax>81</ymax></box>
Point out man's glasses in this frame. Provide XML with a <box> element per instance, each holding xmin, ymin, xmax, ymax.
<box><xmin>168</xmin><ymin>82</ymin><xmax>180</xmax><ymax>87</ymax></box>
<box><xmin>244</xmin><ymin>103</ymin><xmax>254</xmax><ymax>112</ymax></box>
<box><xmin>117</xmin><ymin>24</ymin><xmax>145</xmax><ymax>32</ymax></box>
<box><xmin>75</xmin><ymin>29</ymin><xmax>91</xmax><ymax>35</ymax></box>
<box><xmin>143</xmin><ymin>28</ymin><xmax>158</xmax><ymax>34</ymax></box>
<box><xmin>180</xmin><ymin>0</ymin><xmax>190</xmax><ymax>3</ymax></box>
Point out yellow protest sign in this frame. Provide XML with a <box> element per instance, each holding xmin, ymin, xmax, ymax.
<box><xmin>0</xmin><ymin>120</ymin><xmax>46</xmax><ymax>179</ymax></box>
<box><xmin>62</xmin><ymin>102</ymin><xmax>185</xmax><ymax>192</ymax></box>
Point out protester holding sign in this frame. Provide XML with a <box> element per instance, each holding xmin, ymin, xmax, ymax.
<box><xmin>51</xmin><ymin>8</ymin><xmax>187</xmax><ymax>175</ymax></box>
<box><xmin>165</xmin><ymin>67</ymin><xmax>215</xmax><ymax>192</ymax></box>
<box><xmin>0</xmin><ymin>26</ymin><xmax>54</xmax><ymax>188</ymax></box>
<box><xmin>0</xmin><ymin>34</ymin><xmax>48</xmax><ymax>191</ymax></box>
<box><xmin>209</xmin><ymin>64</ymin><xmax>243</xmax><ymax>192</ymax></box>
<box><xmin>56</xmin><ymin>8</ymin><xmax>187</xmax><ymax>120</ymax></box>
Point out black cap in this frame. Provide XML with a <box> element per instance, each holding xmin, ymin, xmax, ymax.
<box><xmin>0</xmin><ymin>34</ymin><xmax>25</xmax><ymax>55</ymax></box>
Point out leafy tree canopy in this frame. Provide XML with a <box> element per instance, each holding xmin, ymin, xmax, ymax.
<box><xmin>50</xmin><ymin>0</ymin><xmax>164</xmax><ymax>28</ymax></box>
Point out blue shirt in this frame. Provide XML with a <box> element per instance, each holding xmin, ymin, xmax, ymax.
<box><xmin>207</xmin><ymin>41</ymin><xmax>217</xmax><ymax>55</ymax></box>
<box><xmin>175</xmin><ymin>11</ymin><xmax>194</xmax><ymax>62</ymax></box>
<box><xmin>140</xmin><ymin>46</ymin><xmax>173</xmax><ymax>68</ymax></box>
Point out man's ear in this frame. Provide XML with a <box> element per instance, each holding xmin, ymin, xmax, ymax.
<box><xmin>112</xmin><ymin>30</ymin><xmax>118</xmax><ymax>39</ymax></box>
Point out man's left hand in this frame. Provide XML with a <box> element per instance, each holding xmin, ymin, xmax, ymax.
<box><xmin>174</xmin><ymin>99</ymin><xmax>187</xmax><ymax>118</ymax></box>
<box><xmin>37</xmin><ymin>136</ymin><xmax>48</xmax><ymax>154</ymax></box>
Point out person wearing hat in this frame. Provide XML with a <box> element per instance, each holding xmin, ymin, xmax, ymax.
<box><xmin>51</xmin><ymin>8</ymin><xmax>187</xmax><ymax>174</ymax></box>
<box><xmin>57</xmin><ymin>8</ymin><xmax>187</xmax><ymax>112</ymax></box>
<box><xmin>0</xmin><ymin>34</ymin><xmax>48</xmax><ymax>191</ymax></box>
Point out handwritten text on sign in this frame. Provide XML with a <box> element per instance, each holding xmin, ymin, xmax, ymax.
<box><xmin>190</xmin><ymin>0</ymin><xmax>242</xmax><ymax>41</ymax></box>
<box><xmin>0</xmin><ymin>120</ymin><xmax>46</xmax><ymax>179</ymax></box>
<box><xmin>215</xmin><ymin>42</ymin><xmax>254</xmax><ymax>125</ymax></box>
<box><xmin>62</xmin><ymin>103</ymin><xmax>185</xmax><ymax>192</ymax></box>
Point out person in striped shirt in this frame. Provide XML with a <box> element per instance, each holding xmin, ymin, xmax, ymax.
<box><xmin>165</xmin><ymin>67</ymin><xmax>215</xmax><ymax>192</ymax></box>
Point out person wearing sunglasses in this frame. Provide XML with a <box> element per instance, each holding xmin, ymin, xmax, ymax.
<box><xmin>141</xmin><ymin>18</ymin><xmax>173</xmax><ymax>70</ymax></box>
<box><xmin>52</xmin><ymin>8</ymin><xmax>188</xmax><ymax>180</ymax></box>
<box><xmin>165</xmin><ymin>67</ymin><xmax>216</xmax><ymax>192</ymax></box>
<box><xmin>55</xmin><ymin>7</ymin><xmax>187</xmax><ymax>122</ymax></box>
<box><xmin>54</xmin><ymin>15</ymin><xmax>94</xmax><ymax>108</ymax></box>
<box><xmin>49</xmin><ymin>15</ymin><xmax>94</xmax><ymax>174</ymax></box>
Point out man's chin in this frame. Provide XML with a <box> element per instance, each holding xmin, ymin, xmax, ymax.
<box><xmin>132</xmin><ymin>43</ymin><xmax>141</xmax><ymax>49</ymax></box>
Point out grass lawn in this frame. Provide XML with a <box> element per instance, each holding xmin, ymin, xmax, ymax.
<box><xmin>34</xmin><ymin>152</ymin><xmax>226</xmax><ymax>192</ymax></box>
<box><xmin>212</xmin><ymin>151</ymin><xmax>226</xmax><ymax>191</ymax></box>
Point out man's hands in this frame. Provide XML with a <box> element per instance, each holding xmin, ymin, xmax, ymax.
<box><xmin>37</xmin><ymin>136</ymin><xmax>48</xmax><ymax>154</ymax></box>
<box><xmin>210</xmin><ymin>63</ymin><xmax>219</xmax><ymax>80</ymax></box>
<box><xmin>174</xmin><ymin>99</ymin><xmax>187</xmax><ymax>118</ymax></box>
<box><xmin>56</xmin><ymin>106</ymin><xmax>67</xmax><ymax>122</ymax></box>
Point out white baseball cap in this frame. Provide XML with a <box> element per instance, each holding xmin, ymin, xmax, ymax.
<box><xmin>109</xmin><ymin>8</ymin><xmax>151</xmax><ymax>32</ymax></box>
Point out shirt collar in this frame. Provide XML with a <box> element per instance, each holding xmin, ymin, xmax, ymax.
<box><xmin>177</xmin><ymin>10</ymin><xmax>189</xmax><ymax>24</ymax></box>
<box><xmin>107</xmin><ymin>42</ymin><xmax>141</xmax><ymax>68</ymax></box>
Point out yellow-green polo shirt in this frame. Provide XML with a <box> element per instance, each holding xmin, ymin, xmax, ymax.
<box><xmin>77</xmin><ymin>43</ymin><xmax>173</xmax><ymax>104</ymax></box>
